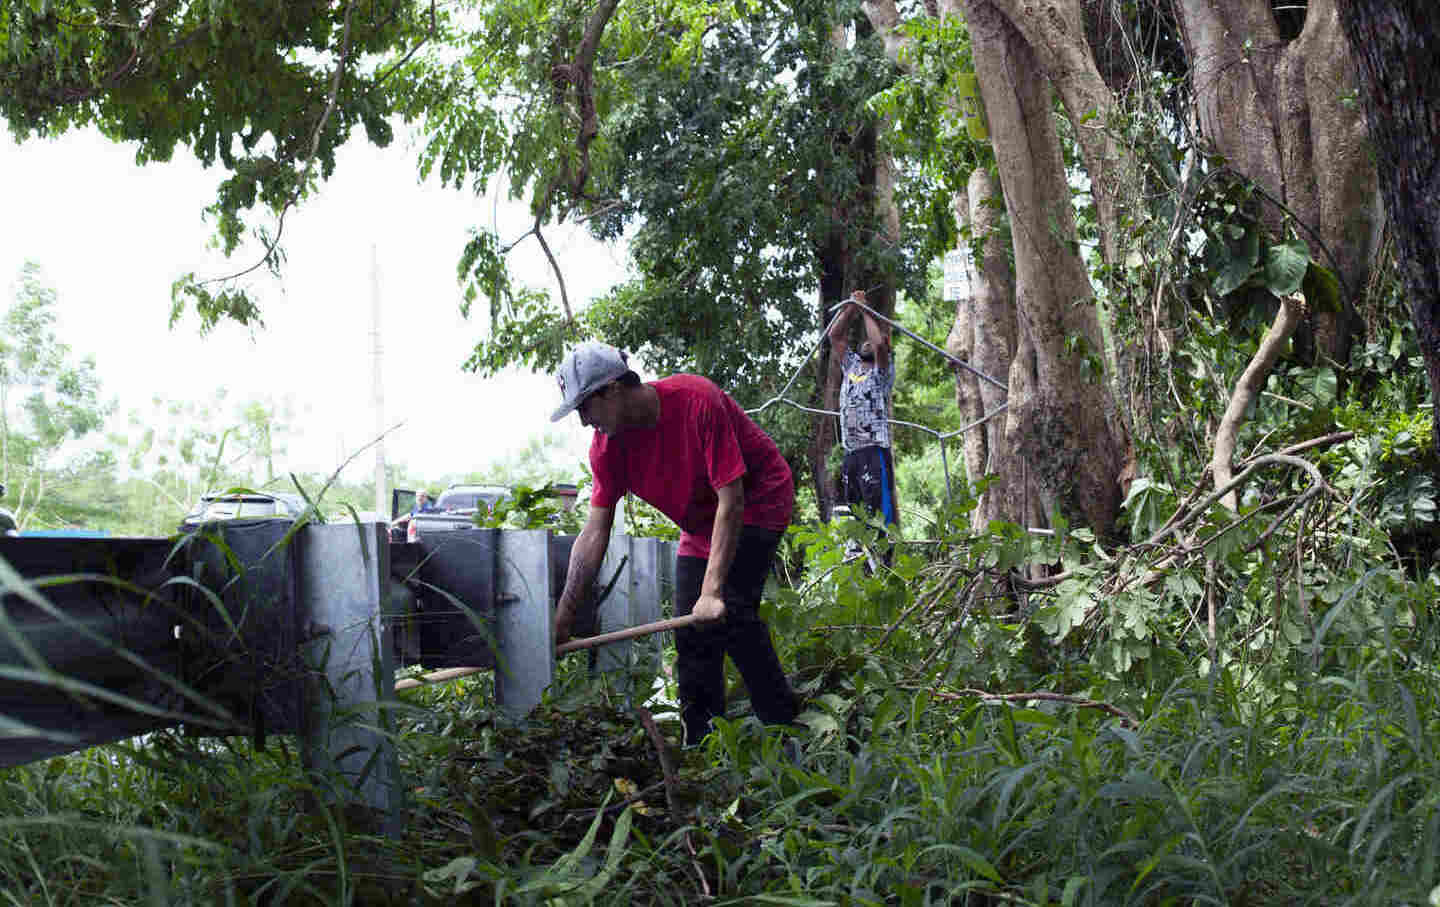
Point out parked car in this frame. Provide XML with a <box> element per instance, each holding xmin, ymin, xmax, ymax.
<box><xmin>435</xmin><ymin>484</ymin><xmax>511</xmax><ymax>514</ymax></box>
<box><xmin>390</xmin><ymin>483</ymin><xmax>511</xmax><ymax>542</ymax></box>
<box><xmin>179</xmin><ymin>491</ymin><xmax>308</xmax><ymax>531</ymax></box>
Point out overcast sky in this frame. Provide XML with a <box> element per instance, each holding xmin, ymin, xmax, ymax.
<box><xmin>0</xmin><ymin>125</ymin><xmax>630</xmax><ymax>484</ymax></box>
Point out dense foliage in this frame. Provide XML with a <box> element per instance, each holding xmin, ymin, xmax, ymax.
<box><xmin>4</xmin><ymin>0</ymin><xmax>1440</xmax><ymax>904</ymax></box>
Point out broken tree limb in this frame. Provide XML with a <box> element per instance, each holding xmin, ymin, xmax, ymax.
<box><xmin>1211</xmin><ymin>293</ymin><xmax>1305</xmax><ymax>511</ymax></box>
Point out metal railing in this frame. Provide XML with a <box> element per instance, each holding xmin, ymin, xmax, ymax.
<box><xmin>0</xmin><ymin>524</ymin><xmax>675</xmax><ymax>833</ymax></box>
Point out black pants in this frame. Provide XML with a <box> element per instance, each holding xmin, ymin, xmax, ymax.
<box><xmin>674</xmin><ymin>525</ymin><xmax>798</xmax><ymax>746</ymax></box>
<box><xmin>842</xmin><ymin>444</ymin><xmax>897</xmax><ymax>567</ymax></box>
<box><xmin>841</xmin><ymin>444</ymin><xmax>898</xmax><ymax>525</ymax></box>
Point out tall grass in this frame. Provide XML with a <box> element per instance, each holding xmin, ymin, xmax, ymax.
<box><xmin>1</xmin><ymin>509</ymin><xmax>1437</xmax><ymax>904</ymax></box>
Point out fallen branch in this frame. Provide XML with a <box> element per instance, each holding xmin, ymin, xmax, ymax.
<box><xmin>568</xmin><ymin>780</ymin><xmax>666</xmax><ymax>820</ymax></box>
<box><xmin>635</xmin><ymin>706</ymin><xmax>682</xmax><ymax>819</ymax></box>
<box><xmin>910</xmin><ymin>685</ymin><xmax>1138</xmax><ymax>728</ymax></box>
<box><xmin>1149</xmin><ymin>452</ymin><xmax>1338</xmax><ymax>555</ymax></box>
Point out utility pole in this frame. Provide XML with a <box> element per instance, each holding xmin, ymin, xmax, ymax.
<box><xmin>372</xmin><ymin>245</ymin><xmax>386</xmax><ymax>520</ymax></box>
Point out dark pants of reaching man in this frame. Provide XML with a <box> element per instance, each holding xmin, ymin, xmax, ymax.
<box><xmin>674</xmin><ymin>525</ymin><xmax>798</xmax><ymax>747</ymax></box>
<box><xmin>842</xmin><ymin>444</ymin><xmax>898</xmax><ymax>525</ymax></box>
<box><xmin>842</xmin><ymin>444</ymin><xmax>898</xmax><ymax>567</ymax></box>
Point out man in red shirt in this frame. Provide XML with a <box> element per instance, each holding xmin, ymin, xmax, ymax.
<box><xmin>550</xmin><ymin>341</ymin><xmax>799</xmax><ymax>746</ymax></box>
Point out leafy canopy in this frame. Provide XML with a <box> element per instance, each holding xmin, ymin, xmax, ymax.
<box><xmin>0</xmin><ymin>0</ymin><xmax>431</xmax><ymax>330</ymax></box>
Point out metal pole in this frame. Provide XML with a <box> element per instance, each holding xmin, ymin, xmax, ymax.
<box><xmin>747</xmin><ymin>305</ymin><xmax>849</xmax><ymax>418</ymax></box>
<box><xmin>594</xmin><ymin>535</ymin><xmax>668</xmax><ymax>676</ymax></box>
<box><xmin>296</xmin><ymin>521</ymin><xmax>400</xmax><ymax>834</ymax></box>
<box><xmin>371</xmin><ymin>245</ymin><xmax>387</xmax><ymax>519</ymax></box>
<box><xmin>939</xmin><ymin>435</ymin><xmax>953</xmax><ymax>506</ymax></box>
<box><xmin>493</xmin><ymin>529</ymin><xmax>554</xmax><ymax>718</ymax></box>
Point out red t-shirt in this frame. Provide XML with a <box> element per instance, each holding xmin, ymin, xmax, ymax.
<box><xmin>589</xmin><ymin>375</ymin><xmax>794</xmax><ymax>558</ymax></box>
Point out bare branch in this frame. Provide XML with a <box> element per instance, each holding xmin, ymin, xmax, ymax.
<box><xmin>1211</xmin><ymin>293</ymin><xmax>1305</xmax><ymax>510</ymax></box>
<box><xmin>910</xmin><ymin>685</ymin><xmax>1139</xmax><ymax>728</ymax></box>
<box><xmin>635</xmin><ymin>706</ymin><xmax>682</xmax><ymax>819</ymax></box>
<box><xmin>533</xmin><ymin>220</ymin><xmax>573</xmax><ymax>323</ymax></box>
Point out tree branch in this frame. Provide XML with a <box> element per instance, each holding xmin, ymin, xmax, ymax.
<box><xmin>372</xmin><ymin>0</ymin><xmax>438</xmax><ymax>89</ymax></box>
<box><xmin>1211</xmin><ymin>293</ymin><xmax>1305</xmax><ymax>510</ymax></box>
<box><xmin>909</xmin><ymin>685</ymin><xmax>1139</xmax><ymax>728</ymax></box>
<box><xmin>533</xmin><ymin>213</ymin><xmax>574</xmax><ymax>324</ymax></box>
<box><xmin>551</xmin><ymin>0</ymin><xmax>621</xmax><ymax>198</ymax></box>
<box><xmin>1013</xmin><ymin>431</ymin><xmax>1355</xmax><ymax>592</ymax></box>
<box><xmin>634</xmin><ymin>706</ymin><xmax>682</xmax><ymax>819</ymax></box>
<box><xmin>197</xmin><ymin>0</ymin><xmax>359</xmax><ymax>290</ymax></box>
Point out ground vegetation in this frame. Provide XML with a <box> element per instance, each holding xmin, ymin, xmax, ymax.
<box><xmin>3</xmin><ymin>0</ymin><xmax>1440</xmax><ymax>903</ymax></box>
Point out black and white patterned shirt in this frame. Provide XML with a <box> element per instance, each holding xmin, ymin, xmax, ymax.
<box><xmin>839</xmin><ymin>349</ymin><xmax>894</xmax><ymax>452</ymax></box>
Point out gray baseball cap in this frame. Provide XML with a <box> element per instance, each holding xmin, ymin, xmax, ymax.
<box><xmin>550</xmin><ymin>341</ymin><xmax>635</xmax><ymax>422</ymax></box>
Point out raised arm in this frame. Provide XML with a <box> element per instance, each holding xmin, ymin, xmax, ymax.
<box><xmin>553</xmin><ymin>503</ymin><xmax>616</xmax><ymax>645</ymax></box>
<box><xmin>828</xmin><ymin>294</ymin><xmax>857</xmax><ymax>360</ymax></box>
<box><xmin>858</xmin><ymin>293</ymin><xmax>892</xmax><ymax>373</ymax></box>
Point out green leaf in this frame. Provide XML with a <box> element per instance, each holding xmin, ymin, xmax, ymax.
<box><xmin>1212</xmin><ymin>256</ymin><xmax>1253</xmax><ymax>298</ymax></box>
<box><xmin>797</xmin><ymin>710</ymin><xmax>841</xmax><ymax>736</ymax></box>
<box><xmin>423</xmin><ymin>857</ymin><xmax>484</xmax><ymax>895</ymax></box>
<box><xmin>1130</xmin><ymin>833</ymin><xmax>1183</xmax><ymax>894</ymax></box>
<box><xmin>917</xmin><ymin>843</ymin><xmax>1003</xmax><ymax>882</ymax></box>
<box><xmin>1263</xmin><ymin>239</ymin><xmax>1310</xmax><ymax>296</ymax></box>
<box><xmin>1035</xmin><ymin>580</ymin><xmax>1091</xmax><ymax>641</ymax></box>
<box><xmin>569</xmin><ymin>805</ymin><xmax>634</xmax><ymax>900</ymax></box>
<box><xmin>1350</xmin><ymin>772</ymin><xmax>1416</xmax><ymax>853</ymax></box>
<box><xmin>1299</xmin><ymin>366</ymin><xmax>1338</xmax><ymax>406</ymax></box>
<box><xmin>1213</xmin><ymin>226</ymin><xmax>1260</xmax><ymax>297</ymax></box>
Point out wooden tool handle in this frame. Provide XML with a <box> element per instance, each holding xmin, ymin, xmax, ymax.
<box><xmin>395</xmin><ymin>613</ymin><xmax>706</xmax><ymax>691</ymax></box>
<box><xmin>555</xmin><ymin>612</ymin><xmax>701</xmax><ymax>655</ymax></box>
<box><xmin>394</xmin><ymin>666</ymin><xmax>485</xmax><ymax>691</ymax></box>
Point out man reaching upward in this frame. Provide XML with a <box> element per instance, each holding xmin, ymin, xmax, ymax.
<box><xmin>829</xmin><ymin>289</ymin><xmax>899</xmax><ymax>528</ymax></box>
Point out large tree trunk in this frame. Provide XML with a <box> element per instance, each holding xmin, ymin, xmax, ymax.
<box><xmin>813</xmin><ymin>237</ymin><xmax>847</xmax><ymax>521</ymax></box>
<box><xmin>1175</xmin><ymin>0</ymin><xmax>1383</xmax><ymax>365</ymax></box>
<box><xmin>945</xmin><ymin>182</ymin><xmax>986</xmax><ymax>485</ymax></box>
<box><xmin>866</xmin><ymin>0</ymin><xmax>1127</xmax><ymax>536</ymax></box>
<box><xmin>977</xmin><ymin>0</ymin><xmax>1142</xmax><ymax>270</ymax></box>
<box><xmin>964</xmin><ymin>0</ymin><xmax>1130</xmax><ymax>537</ymax></box>
<box><xmin>1334</xmin><ymin>0</ymin><xmax>1440</xmax><ymax>466</ymax></box>
<box><xmin>946</xmin><ymin>169</ymin><xmax>1047</xmax><ymax>530</ymax></box>
<box><xmin>808</xmin><ymin>14</ymin><xmax>903</xmax><ymax>523</ymax></box>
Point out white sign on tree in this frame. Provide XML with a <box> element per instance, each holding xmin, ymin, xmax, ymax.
<box><xmin>943</xmin><ymin>249</ymin><xmax>971</xmax><ymax>302</ymax></box>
